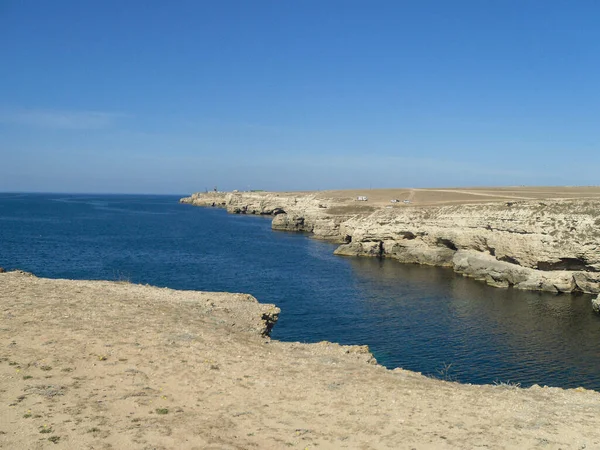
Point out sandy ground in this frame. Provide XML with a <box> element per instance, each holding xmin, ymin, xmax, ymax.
<box><xmin>2</xmin><ymin>270</ymin><xmax>600</xmax><ymax>450</ymax></box>
<box><xmin>308</xmin><ymin>186</ymin><xmax>600</xmax><ymax>207</ymax></box>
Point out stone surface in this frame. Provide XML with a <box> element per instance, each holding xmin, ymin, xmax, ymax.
<box><xmin>181</xmin><ymin>191</ymin><xmax>600</xmax><ymax>297</ymax></box>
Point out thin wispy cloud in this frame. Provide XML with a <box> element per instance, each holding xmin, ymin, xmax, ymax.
<box><xmin>0</xmin><ymin>109</ymin><xmax>128</xmax><ymax>130</ymax></box>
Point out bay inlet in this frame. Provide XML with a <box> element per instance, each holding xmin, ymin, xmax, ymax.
<box><xmin>1</xmin><ymin>193</ymin><xmax>599</xmax><ymax>389</ymax></box>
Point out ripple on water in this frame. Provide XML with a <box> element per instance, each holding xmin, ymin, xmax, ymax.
<box><xmin>1</xmin><ymin>194</ymin><xmax>600</xmax><ymax>390</ymax></box>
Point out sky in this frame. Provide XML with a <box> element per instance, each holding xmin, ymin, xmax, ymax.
<box><xmin>1</xmin><ymin>0</ymin><xmax>599</xmax><ymax>194</ymax></box>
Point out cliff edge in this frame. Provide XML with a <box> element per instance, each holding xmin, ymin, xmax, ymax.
<box><xmin>2</xmin><ymin>270</ymin><xmax>599</xmax><ymax>449</ymax></box>
<box><xmin>181</xmin><ymin>188</ymin><xmax>600</xmax><ymax>297</ymax></box>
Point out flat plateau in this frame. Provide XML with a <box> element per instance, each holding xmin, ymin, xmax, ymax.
<box><xmin>311</xmin><ymin>186</ymin><xmax>600</xmax><ymax>206</ymax></box>
<box><xmin>1</xmin><ymin>271</ymin><xmax>599</xmax><ymax>449</ymax></box>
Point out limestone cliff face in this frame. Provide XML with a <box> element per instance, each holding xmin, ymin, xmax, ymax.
<box><xmin>336</xmin><ymin>201</ymin><xmax>600</xmax><ymax>294</ymax></box>
<box><xmin>180</xmin><ymin>192</ymin><xmax>350</xmax><ymax>241</ymax></box>
<box><xmin>181</xmin><ymin>192</ymin><xmax>600</xmax><ymax>295</ymax></box>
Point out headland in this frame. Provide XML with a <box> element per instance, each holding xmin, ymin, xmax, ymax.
<box><xmin>181</xmin><ymin>187</ymin><xmax>600</xmax><ymax>308</ymax></box>
<box><xmin>2</xmin><ymin>270</ymin><xmax>600</xmax><ymax>449</ymax></box>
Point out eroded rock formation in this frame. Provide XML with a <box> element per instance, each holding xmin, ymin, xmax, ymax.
<box><xmin>180</xmin><ymin>192</ymin><xmax>600</xmax><ymax>297</ymax></box>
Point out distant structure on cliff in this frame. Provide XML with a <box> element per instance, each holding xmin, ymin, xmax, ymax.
<box><xmin>357</xmin><ymin>196</ymin><xmax>368</xmax><ymax>201</ymax></box>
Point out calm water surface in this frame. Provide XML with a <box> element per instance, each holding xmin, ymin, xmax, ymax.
<box><xmin>1</xmin><ymin>193</ymin><xmax>599</xmax><ymax>389</ymax></box>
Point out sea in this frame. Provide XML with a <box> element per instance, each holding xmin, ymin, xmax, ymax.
<box><xmin>2</xmin><ymin>193</ymin><xmax>600</xmax><ymax>390</ymax></box>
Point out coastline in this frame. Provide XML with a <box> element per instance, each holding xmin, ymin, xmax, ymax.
<box><xmin>181</xmin><ymin>189</ymin><xmax>600</xmax><ymax>307</ymax></box>
<box><xmin>2</xmin><ymin>270</ymin><xmax>600</xmax><ymax>449</ymax></box>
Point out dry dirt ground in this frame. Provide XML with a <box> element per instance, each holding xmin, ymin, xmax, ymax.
<box><xmin>308</xmin><ymin>186</ymin><xmax>600</xmax><ymax>208</ymax></box>
<box><xmin>2</xmin><ymin>271</ymin><xmax>600</xmax><ymax>450</ymax></box>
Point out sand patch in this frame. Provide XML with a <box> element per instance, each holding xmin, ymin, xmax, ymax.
<box><xmin>1</xmin><ymin>271</ymin><xmax>599</xmax><ymax>449</ymax></box>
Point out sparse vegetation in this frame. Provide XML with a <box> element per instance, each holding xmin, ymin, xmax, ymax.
<box><xmin>493</xmin><ymin>380</ymin><xmax>522</xmax><ymax>388</ymax></box>
<box><xmin>113</xmin><ymin>270</ymin><xmax>132</xmax><ymax>283</ymax></box>
<box><xmin>435</xmin><ymin>362</ymin><xmax>455</xmax><ymax>382</ymax></box>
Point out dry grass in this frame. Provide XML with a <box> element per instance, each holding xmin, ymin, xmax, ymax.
<box><xmin>312</xmin><ymin>186</ymin><xmax>600</xmax><ymax>207</ymax></box>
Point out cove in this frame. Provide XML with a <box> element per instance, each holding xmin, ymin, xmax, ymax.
<box><xmin>1</xmin><ymin>193</ymin><xmax>599</xmax><ymax>389</ymax></box>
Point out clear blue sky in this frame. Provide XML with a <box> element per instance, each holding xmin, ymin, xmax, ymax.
<box><xmin>1</xmin><ymin>0</ymin><xmax>598</xmax><ymax>193</ymax></box>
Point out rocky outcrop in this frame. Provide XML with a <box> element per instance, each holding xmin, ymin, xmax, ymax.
<box><xmin>593</xmin><ymin>295</ymin><xmax>600</xmax><ymax>314</ymax></box>
<box><xmin>452</xmin><ymin>250</ymin><xmax>576</xmax><ymax>291</ymax></box>
<box><xmin>181</xmin><ymin>192</ymin><xmax>350</xmax><ymax>242</ymax></box>
<box><xmin>335</xmin><ymin>200</ymin><xmax>600</xmax><ymax>294</ymax></box>
<box><xmin>180</xmin><ymin>192</ymin><xmax>229</xmax><ymax>208</ymax></box>
<box><xmin>181</xmin><ymin>192</ymin><xmax>600</xmax><ymax>298</ymax></box>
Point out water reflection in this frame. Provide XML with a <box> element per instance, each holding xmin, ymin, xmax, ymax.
<box><xmin>3</xmin><ymin>194</ymin><xmax>600</xmax><ymax>391</ymax></box>
<box><xmin>346</xmin><ymin>257</ymin><xmax>600</xmax><ymax>389</ymax></box>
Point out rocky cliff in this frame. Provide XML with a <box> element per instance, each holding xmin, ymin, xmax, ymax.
<box><xmin>180</xmin><ymin>192</ymin><xmax>600</xmax><ymax>296</ymax></box>
<box><xmin>180</xmin><ymin>191</ymin><xmax>353</xmax><ymax>240</ymax></box>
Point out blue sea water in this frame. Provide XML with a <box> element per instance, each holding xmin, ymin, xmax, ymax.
<box><xmin>1</xmin><ymin>193</ymin><xmax>600</xmax><ymax>390</ymax></box>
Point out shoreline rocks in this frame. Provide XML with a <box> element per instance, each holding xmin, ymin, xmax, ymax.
<box><xmin>181</xmin><ymin>191</ymin><xmax>600</xmax><ymax>308</ymax></box>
